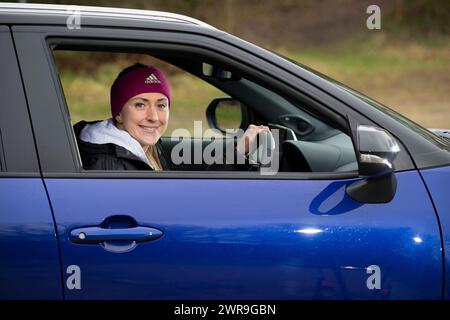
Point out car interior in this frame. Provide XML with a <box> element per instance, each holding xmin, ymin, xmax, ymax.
<box><xmin>151</xmin><ymin>53</ymin><xmax>358</xmax><ymax>173</ymax></box>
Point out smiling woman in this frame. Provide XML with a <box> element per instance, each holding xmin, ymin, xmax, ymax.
<box><xmin>115</xmin><ymin>93</ymin><xmax>170</xmax><ymax>171</ymax></box>
<box><xmin>74</xmin><ymin>63</ymin><xmax>173</xmax><ymax>171</ymax></box>
<box><xmin>117</xmin><ymin>93</ymin><xmax>170</xmax><ymax>148</ymax></box>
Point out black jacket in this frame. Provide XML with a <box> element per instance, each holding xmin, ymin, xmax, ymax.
<box><xmin>74</xmin><ymin>120</ymin><xmax>255</xmax><ymax>171</ymax></box>
<box><xmin>74</xmin><ymin>120</ymin><xmax>169</xmax><ymax>171</ymax></box>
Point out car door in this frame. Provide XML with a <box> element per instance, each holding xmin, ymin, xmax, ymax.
<box><xmin>420</xmin><ymin>165</ymin><xmax>450</xmax><ymax>299</ymax></box>
<box><xmin>12</xmin><ymin>25</ymin><xmax>443</xmax><ymax>299</ymax></box>
<box><xmin>0</xmin><ymin>26</ymin><xmax>62</xmax><ymax>299</ymax></box>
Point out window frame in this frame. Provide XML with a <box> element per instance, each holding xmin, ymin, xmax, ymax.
<box><xmin>51</xmin><ymin>38</ymin><xmax>362</xmax><ymax>179</ymax></box>
<box><xmin>14</xmin><ymin>25</ymin><xmax>378</xmax><ymax>179</ymax></box>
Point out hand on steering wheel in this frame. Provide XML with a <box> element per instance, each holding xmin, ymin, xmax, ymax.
<box><xmin>236</xmin><ymin>125</ymin><xmax>275</xmax><ymax>166</ymax></box>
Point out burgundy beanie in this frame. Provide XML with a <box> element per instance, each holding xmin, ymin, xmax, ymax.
<box><xmin>110</xmin><ymin>66</ymin><xmax>171</xmax><ymax>118</ymax></box>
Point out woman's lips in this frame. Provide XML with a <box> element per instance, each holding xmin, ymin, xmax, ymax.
<box><xmin>139</xmin><ymin>125</ymin><xmax>158</xmax><ymax>133</ymax></box>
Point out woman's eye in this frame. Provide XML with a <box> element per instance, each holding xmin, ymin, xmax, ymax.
<box><xmin>158</xmin><ymin>104</ymin><xmax>168</xmax><ymax>110</ymax></box>
<box><xmin>135</xmin><ymin>103</ymin><xmax>146</xmax><ymax>109</ymax></box>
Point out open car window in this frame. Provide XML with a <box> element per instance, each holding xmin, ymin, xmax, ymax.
<box><xmin>53</xmin><ymin>49</ymin><xmax>358</xmax><ymax>174</ymax></box>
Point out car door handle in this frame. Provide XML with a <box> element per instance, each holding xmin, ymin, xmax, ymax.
<box><xmin>70</xmin><ymin>226</ymin><xmax>163</xmax><ymax>244</ymax></box>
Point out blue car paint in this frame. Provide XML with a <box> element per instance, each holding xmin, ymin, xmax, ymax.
<box><xmin>0</xmin><ymin>179</ymin><xmax>62</xmax><ymax>299</ymax></box>
<box><xmin>45</xmin><ymin>170</ymin><xmax>441</xmax><ymax>299</ymax></box>
<box><xmin>419</xmin><ymin>165</ymin><xmax>450</xmax><ymax>299</ymax></box>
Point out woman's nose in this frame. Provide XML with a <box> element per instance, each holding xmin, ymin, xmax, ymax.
<box><xmin>145</xmin><ymin>105</ymin><xmax>159</xmax><ymax>121</ymax></box>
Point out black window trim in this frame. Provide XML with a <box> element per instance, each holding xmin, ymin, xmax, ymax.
<box><xmin>0</xmin><ymin>25</ymin><xmax>41</xmax><ymax>175</ymax></box>
<box><xmin>43</xmin><ymin>170</ymin><xmax>359</xmax><ymax>180</ymax></box>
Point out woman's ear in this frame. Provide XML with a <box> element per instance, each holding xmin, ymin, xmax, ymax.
<box><xmin>115</xmin><ymin>113</ymin><xmax>123</xmax><ymax>124</ymax></box>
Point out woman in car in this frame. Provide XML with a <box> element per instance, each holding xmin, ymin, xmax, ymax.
<box><xmin>74</xmin><ymin>63</ymin><xmax>270</xmax><ymax>170</ymax></box>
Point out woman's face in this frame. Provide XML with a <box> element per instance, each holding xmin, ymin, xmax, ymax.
<box><xmin>115</xmin><ymin>92</ymin><xmax>169</xmax><ymax>151</ymax></box>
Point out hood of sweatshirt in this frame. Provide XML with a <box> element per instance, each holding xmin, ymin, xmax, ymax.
<box><xmin>79</xmin><ymin>118</ymin><xmax>151</xmax><ymax>167</ymax></box>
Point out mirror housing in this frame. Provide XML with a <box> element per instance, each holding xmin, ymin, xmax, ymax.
<box><xmin>346</xmin><ymin>123</ymin><xmax>400</xmax><ymax>203</ymax></box>
<box><xmin>357</xmin><ymin>125</ymin><xmax>400</xmax><ymax>177</ymax></box>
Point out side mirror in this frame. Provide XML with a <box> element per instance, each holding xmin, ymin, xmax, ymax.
<box><xmin>347</xmin><ymin>124</ymin><xmax>400</xmax><ymax>203</ymax></box>
<box><xmin>206</xmin><ymin>97</ymin><xmax>244</xmax><ymax>134</ymax></box>
<box><xmin>357</xmin><ymin>125</ymin><xmax>400</xmax><ymax>177</ymax></box>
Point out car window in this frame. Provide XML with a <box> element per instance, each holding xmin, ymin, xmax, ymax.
<box><xmin>53</xmin><ymin>49</ymin><xmax>357</xmax><ymax>174</ymax></box>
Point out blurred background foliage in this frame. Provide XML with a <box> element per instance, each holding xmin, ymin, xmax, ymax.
<box><xmin>24</xmin><ymin>0</ymin><xmax>450</xmax><ymax>128</ymax></box>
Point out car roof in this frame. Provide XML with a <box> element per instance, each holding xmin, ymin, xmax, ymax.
<box><xmin>0</xmin><ymin>2</ymin><xmax>218</xmax><ymax>32</ymax></box>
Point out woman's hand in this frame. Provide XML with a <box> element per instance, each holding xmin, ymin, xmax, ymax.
<box><xmin>236</xmin><ymin>124</ymin><xmax>271</xmax><ymax>156</ymax></box>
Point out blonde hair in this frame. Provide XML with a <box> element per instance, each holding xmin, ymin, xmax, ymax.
<box><xmin>145</xmin><ymin>145</ymin><xmax>163</xmax><ymax>171</ymax></box>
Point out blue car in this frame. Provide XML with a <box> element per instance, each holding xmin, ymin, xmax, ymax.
<box><xmin>0</xmin><ymin>3</ymin><xmax>449</xmax><ymax>300</ymax></box>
